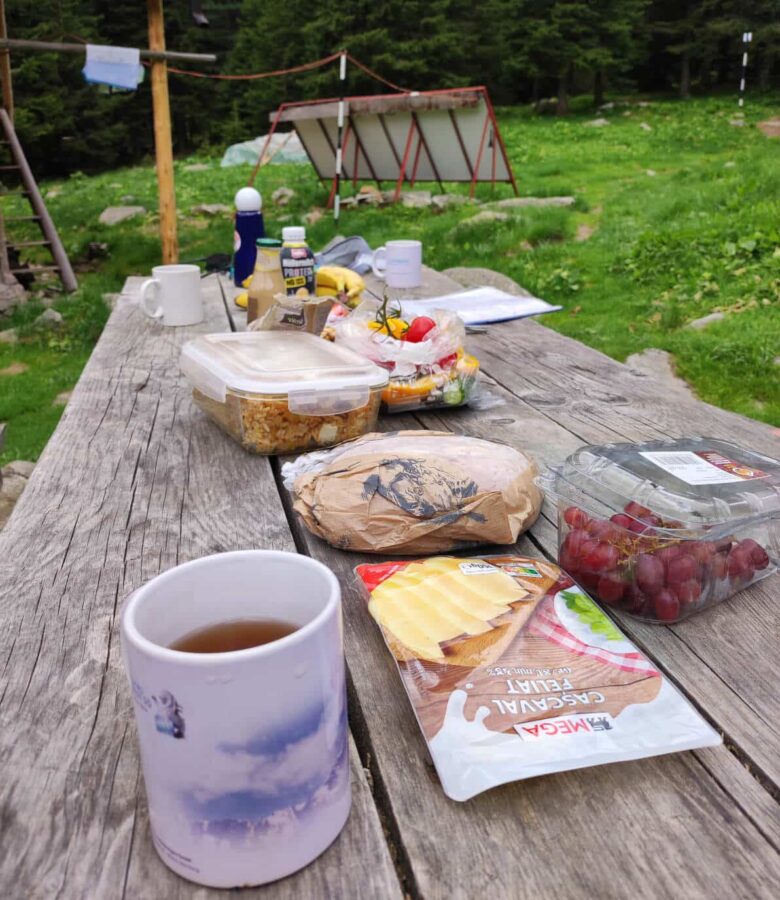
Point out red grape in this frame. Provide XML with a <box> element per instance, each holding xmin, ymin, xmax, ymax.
<box><xmin>564</xmin><ymin>506</ymin><xmax>589</xmax><ymax>529</ymax></box>
<box><xmin>582</xmin><ymin>542</ymin><xmax>620</xmax><ymax>573</ymax></box>
<box><xmin>727</xmin><ymin>547</ymin><xmax>750</xmax><ymax>578</ymax></box>
<box><xmin>654</xmin><ymin>589</ymin><xmax>681</xmax><ymax>622</ymax></box>
<box><xmin>578</xmin><ymin>570</ymin><xmax>601</xmax><ymax>590</ymax></box>
<box><xmin>610</xmin><ymin>513</ymin><xmax>633</xmax><ymax>530</ymax></box>
<box><xmin>560</xmin><ymin>548</ymin><xmax>578</xmax><ymax>573</ymax></box>
<box><xmin>739</xmin><ymin>538</ymin><xmax>770</xmax><ymax>570</ymax></box>
<box><xmin>624</xmin><ymin>501</ymin><xmax>651</xmax><ymax>520</ymax></box>
<box><xmin>688</xmin><ymin>541</ymin><xmax>715</xmax><ymax>564</ymax></box>
<box><xmin>579</xmin><ymin>539</ymin><xmax>600</xmax><ymax>561</ymax></box>
<box><xmin>627</xmin><ymin>518</ymin><xmax>650</xmax><ymax>534</ymax></box>
<box><xmin>587</xmin><ymin>518</ymin><xmax>617</xmax><ymax>541</ymax></box>
<box><xmin>635</xmin><ymin>554</ymin><xmax>665</xmax><ymax>595</ymax></box>
<box><xmin>675</xmin><ymin>579</ymin><xmax>702</xmax><ymax>605</ymax></box>
<box><xmin>666</xmin><ymin>554</ymin><xmax>697</xmax><ymax>585</ymax></box>
<box><xmin>625</xmin><ymin>583</ymin><xmax>649</xmax><ymax>613</ymax></box>
<box><xmin>598</xmin><ymin>571</ymin><xmax>625</xmax><ymax>604</ymax></box>
<box><xmin>712</xmin><ymin>552</ymin><xmax>728</xmax><ymax>580</ymax></box>
<box><xmin>656</xmin><ymin>545</ymin><xmax>684</xmax><ymax>569</ymax></box>
<box><xmin>563</xmin><ymin>528</ymin><xmax>589</xmax><ymax>558</ymax></box>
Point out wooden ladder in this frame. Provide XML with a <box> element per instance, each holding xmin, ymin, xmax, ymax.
<box><xmin>0</xmin><ymin>107</ymin><xmax>77</xmax><ymax>291</ymax></box>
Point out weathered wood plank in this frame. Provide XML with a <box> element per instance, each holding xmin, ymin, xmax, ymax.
<box><xmin>0</xmin><ymin>277</ymin><xmax>401</xmax><ymax>899</ymax></box>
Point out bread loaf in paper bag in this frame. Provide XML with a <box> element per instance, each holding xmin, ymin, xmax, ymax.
<box><xmin>282</xmin><ymin>431</ymin><xmax>542</xmax><ymax>554</ymax></box>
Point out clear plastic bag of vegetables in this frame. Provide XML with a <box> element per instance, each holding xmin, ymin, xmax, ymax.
<box><xmin>333</xmin><ymin>297</ymin><xmax>480</xmax><ymax>412</ymax></box>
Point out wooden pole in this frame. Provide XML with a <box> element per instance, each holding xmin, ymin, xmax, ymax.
<box><xmin>0</xmin><ymin>37</ymin><xmax>215</xmax><ymax>64</ymax></box>
<box><xmin>0</xmin><ymin>0</ymin><xmax>13</xmax><ymax>120</ymax></box>
<box><xmin>147</xmin><ymin>0</ymin><xmax>178</xmax><ymax>264</ymax></box>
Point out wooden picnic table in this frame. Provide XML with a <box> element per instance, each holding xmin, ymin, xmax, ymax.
<box><xmin>2</xmin><ymin>267</ymin><xmax>780</xmax><ymax>899</ymax></box>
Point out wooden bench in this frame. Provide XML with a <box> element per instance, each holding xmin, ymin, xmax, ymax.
<box><xmin>1</xmin><ymin>270</ymin><xmax>779</xmax><ymax>898</ymax></box>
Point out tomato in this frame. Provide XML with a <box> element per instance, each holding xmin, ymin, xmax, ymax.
<box><xmin>437</xmin><ymin>352</ymin><xmax>458</xmax><ymax>369</ymax></box>
<box><xmin>403</xmin><ymin>316</ymin><xmax>436</xmax><ymax>343</ymax></box>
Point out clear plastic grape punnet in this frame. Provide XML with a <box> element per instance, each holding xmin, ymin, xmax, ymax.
<box><xmin>540</xmin><ymin>438</ymin><xmax>780</xmax><ymax>623</ymax></box>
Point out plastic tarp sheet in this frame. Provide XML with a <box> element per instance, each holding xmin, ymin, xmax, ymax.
<box><xmin>221</xmin><ymin>132</ymin><xmax>308</xmax><ymax>168</ymax></box>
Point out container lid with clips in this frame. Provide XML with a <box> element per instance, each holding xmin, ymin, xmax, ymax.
<box><xmin>181</xmin><ymin>332</ymin><xmax>389</xmax><ymax>407</ymax></box>
<box><xmin>546</xmin><ymin>437</ymin><xmax>780</xmax><ymax>533</ymax></box>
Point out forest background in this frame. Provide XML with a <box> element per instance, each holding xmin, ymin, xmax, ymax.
<box><xmin>7</xmin><ymin>0</ymin><xmax>780</xmax><ymax>177</ymax></box>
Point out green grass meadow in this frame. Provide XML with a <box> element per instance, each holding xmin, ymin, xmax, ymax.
<box><xmin>1</xmin><ymin>94</ymin><xmax>779</xmax><ymax>465</ymax></box>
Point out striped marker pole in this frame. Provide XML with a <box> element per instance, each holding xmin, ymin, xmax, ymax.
<box><xmin>739</xmin><ymin>32</ymin><xmax>752</xmax><ymax>108</ymax></box>
<box><xmin>334</xmin><ymin>50</ymin><xmax>347</xmax><ymax>221</ymax></box>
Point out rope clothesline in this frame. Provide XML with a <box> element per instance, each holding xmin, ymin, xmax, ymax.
<box><xmin>164</xmin><ymin>51</ymin><xmax>342</xmax><ymax>80</ymax></box>
<box><xmin>164</xmin><ymin>51</ymin><xmax>410</xmax><ymax>94</ymax></box>
<box><xmin>60</xmin><ymin>33</ymin><xmax>410</xmax><ymax>93</ymax></box>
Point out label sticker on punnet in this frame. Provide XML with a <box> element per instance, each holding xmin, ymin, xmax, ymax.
<box><xmin>515</xmin><ymin>713</ymin><xmax>616</xmax><ymax>740</ymax></box>
<box><xmin>639</xmin><ymin>450</ymin><xmax>769</xmax><ymax>485</ymax></box>
<box><xmin>459</xmin><ymin>561</ymin><xmax>499</xmax><ymax>576</ymax></box>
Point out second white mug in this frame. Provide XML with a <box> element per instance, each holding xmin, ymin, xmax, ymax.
<box><xmin>140</xmin><ymin>264</ymin><xmax>204</xmax><ymax>326</ymax></box>
<box><xmin>371</xmin><ymin>240</ymin><xmax>422</xmax><ymax>288</ymax></box>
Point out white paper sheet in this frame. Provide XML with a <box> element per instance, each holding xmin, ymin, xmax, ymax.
<box><xmin>399</xmin><ymin>287</ymin><xmax>562</xmax><ymax>325</ymax></box>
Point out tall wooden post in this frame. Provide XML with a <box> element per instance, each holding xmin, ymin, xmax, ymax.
<box><xmin>0</xmin><ymin>0</ymin><xmax>14</xmax><ymax>120</ymax></box>
<box><xmin>147</xmin><ymin>0</ymin><xmax>178</xmax><ymax>264</ymax></box>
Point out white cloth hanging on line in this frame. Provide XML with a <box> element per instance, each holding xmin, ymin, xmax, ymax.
<box><xmin>83</xmin><ymin>44</ymin><xmax>143</xmax><ymax>91</ymax></box>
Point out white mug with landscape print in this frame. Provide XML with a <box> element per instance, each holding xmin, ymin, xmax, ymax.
<box><xmin>120</xmin><ymin>550</ymin><xmax>350</xmax><ymax>888</ymax></box>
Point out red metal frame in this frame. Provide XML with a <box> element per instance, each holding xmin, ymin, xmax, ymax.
<box><xmin>470</xmin><ymin>110</ymin><xmax>491</xmax><ymax>199</ymax></box>
<box><xmin>393</xmin><ymin>118</ymin><xmax>418</xmax><ymax>202</ymax></box>
<box><xmin>482</xmin><ymin>88</ymin><xmax>519</xmax><ymax>197</ymax></box>
<box><xmin>409</xmin><ymin>132</ymin><xmax>423</xmax><ymax>188</ymax></box>
<box><xmin>257</xmin><ymin>86</ymin><xmax>519</xmax><ymax>201</ymax></box>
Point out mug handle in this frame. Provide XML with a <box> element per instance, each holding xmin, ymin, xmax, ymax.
<box><xmin>371</xmin><ymin>246</ymin><xmax>387</xmax><ymax>279</ymax></box>
<box><xmin>139</xmin><ymin>278</ymin><xmax>163</xmax><ymax>319</ymax></box>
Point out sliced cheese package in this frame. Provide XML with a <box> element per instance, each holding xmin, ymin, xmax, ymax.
<box><xmin>356</xmin><ymin>555</ymin><xmax>720</xmax><ymax>801</ymax></box>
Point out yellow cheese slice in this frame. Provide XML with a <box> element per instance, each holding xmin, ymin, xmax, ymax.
<box><xmin>368</xmin><ymin>557</ymin><xmax>528</xmax><ymax>661</ymax></box>
<box><xmin>368</xmin><ymin>595</ymin><xmax>444</xmax><ymax>660</ymax></box>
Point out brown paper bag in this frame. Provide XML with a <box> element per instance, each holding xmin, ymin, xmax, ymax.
<box><xmin>291</xmin><ymin>432</ymin><xmax>542</xmax><ymax>554</ymax></box>
<box><xmin>248</xmin><ymin>293</ymin><xmax>334</xmax><ymax>335</ymax></box>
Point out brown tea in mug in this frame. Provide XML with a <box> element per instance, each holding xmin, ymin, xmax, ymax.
<box><xmin>169</xmin><ymin>619</ymin><xmax>298</xmax><ymax>653</ymax></box>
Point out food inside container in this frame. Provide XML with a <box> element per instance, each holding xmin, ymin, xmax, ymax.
<box><xmin>180</xmin><ymin>332</ymin><xmax>388</xmax><ymax>455</ymax></box>
<box><xmin>540</xmin><ymin>438</ymin><xmax>780</xmax><ymax>623</ymax></box>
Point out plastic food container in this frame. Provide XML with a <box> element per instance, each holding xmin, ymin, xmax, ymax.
<box><xmin>540</xmin><ymin>438</ymin><xmax>780</xmax><ymax>623</ymax></box>
<box><xmin>180</xmin><ymin>332</ymin><xmax>388</xmax><ymax>455</ymax></box>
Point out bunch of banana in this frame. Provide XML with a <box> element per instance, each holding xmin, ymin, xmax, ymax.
<box><xmin>315</xmin><ymin>266</ymin><xmax>364</xmax><ymax>307</ymax></box>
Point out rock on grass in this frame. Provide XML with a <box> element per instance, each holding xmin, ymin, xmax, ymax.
<box><xmin>99</xmin><ymin>206</ymin><xmax>146</xmax><ymax>225</ymax></box>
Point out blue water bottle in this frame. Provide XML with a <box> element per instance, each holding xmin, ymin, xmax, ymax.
<box><xmin>233</xmin><ymin>187</ymin><xmax>265</xmax><ymax>286</ymax></box>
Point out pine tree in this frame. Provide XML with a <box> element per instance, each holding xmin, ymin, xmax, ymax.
<box><xmin>585</xmin><ymin>0</ymin><xmax>649</xmax><ymax>105</ymax></box>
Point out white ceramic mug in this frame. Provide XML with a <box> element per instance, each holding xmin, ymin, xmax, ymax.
<box><xmin>371</xmin><ymin>240</ymin><xmax>422</xmax><ymax>288</ymax></box>
<box><xmin>140</xmin><ymin>264</ymin><xmax>204</xmax><ymax>326</ymax></box>
<box><xmin>120</xmin><ymin>551</ymin><xmax>350</xmax><ymax>888</ymax></box>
